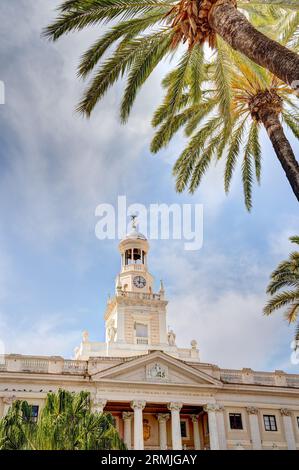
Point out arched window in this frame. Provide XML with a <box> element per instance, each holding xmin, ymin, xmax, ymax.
<box><xmin>133</xmin><ymin>248</ymin><xmax>142</xmax><ymax>264</ymax></box>
<box><xmin>124</xmin><ymin>248</ymin><xmax>146</xmax><ymax>265</ymax></box>
<box><xmin>125</xmin><ymin>249</ymin><xmax>132</xmax><ymax>265</ymax></box>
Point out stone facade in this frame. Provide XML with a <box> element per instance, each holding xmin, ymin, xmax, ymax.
<box><xmin>0</xmin><ymin>225</ymin><xmax>299</xmax><ymax>450</ymax></box>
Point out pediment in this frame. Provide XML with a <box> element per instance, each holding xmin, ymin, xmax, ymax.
<box><xmin>92</xmin><ymin>351</ymin><xmax>222</xmax><ymax>388</ymax></box>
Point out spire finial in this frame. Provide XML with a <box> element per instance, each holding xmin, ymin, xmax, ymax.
<box><xmin>130</xmin><ymin>213</ymin><xmax>138</xmax><ymax>230</ymax></box>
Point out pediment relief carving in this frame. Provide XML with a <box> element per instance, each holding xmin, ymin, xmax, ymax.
<box><xmin>146</xmin><ymin>362</ymin><xmax>168</xmax><ymax>381</ymax></box>
<box><xmin>91</xmin><ymin>351</ymin><xmax>222</xmax><ymax>388</ymax></box>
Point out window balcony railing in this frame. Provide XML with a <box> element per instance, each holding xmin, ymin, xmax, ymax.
<box><xmin>136</xmin><ymin>338</ymin><xmax>149</xmax><ymax>345</ymax></box>
<box><xmin>119</xmin><ymin>291</ymin><xmax>161</xmax><ymax>301</ymax></box>
<box><xmin>122</xmin><ymin>264</ymin><xmax>145</xmax><ymax>272</ymax></box>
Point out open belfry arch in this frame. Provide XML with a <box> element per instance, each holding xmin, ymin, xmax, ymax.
<box><xmin>0</xmin><ymin>219</ymin><xmax>299</xmax><ymax>450</ymax></box>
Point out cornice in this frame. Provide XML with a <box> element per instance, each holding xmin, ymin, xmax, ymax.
<box><xmin>220</xmin><ymin>382</ymin><xmax>299</xmax><ymax>397</ymax></box>
<box><xmin>0</xmin><ymin>372</ymin><xmax>90</xmax><ymax>384</ymax></box>
<box><xmin>92</xmin><ymin>378</ymin><xmax>220</xmax><ymax>390</ymax></box>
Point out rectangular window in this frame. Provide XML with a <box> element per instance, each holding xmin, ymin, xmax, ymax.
<box><xmin>135</xmin><ymin>323</ymin><xmax>148</xmax><ymax>338</ymax></box>
<box><xmin>24</xmin><ymin>405</ymin><xmax>39</xmax><ymax>423</ymax></box>
<box><xmin>297</xmin><ymin>417</ymin><xmax>299</xmax><ymax>429</ymax></box>
<box><xmin>263</xmin><ymin>415</ymin><xmax>277</xmax><ymax>431</ymax></box>
<box><xmin>229</xmin><ymin>413</ymin><xmax>243</xmax><ymax>430</ymax></box>
<box><xmin>31</xmin><ymin>405</ymin><xmax>39</xmax><ymax>422</ymax></box>
<box><xmin>180</xmin><ymin>421</ymin><xmax>187</xmax><ymax>438</ymax></box>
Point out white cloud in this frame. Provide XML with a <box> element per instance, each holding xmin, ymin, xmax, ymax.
<box><xmin>269</xmin><ymin>218</ymin><xmax>299</xmax><ymax>258</ymax></box>
<box><xmin>151</xmin><ymin>241</ymin><xmax>294</xmax><ymax>371</ymax></box>
<box><xmin>170</xmin><ymin>291</ymin><xmax>289</xmax><ymax>370</ymax></box>
<box><xmin>0</xmin><ymin>1</ymin><xmax>172</xmax><ymax>247</ymax></box>
<box><xmin>0</xmin><ymin>312</ymin><xmax>81</xmax><ymax>358</ymax></box>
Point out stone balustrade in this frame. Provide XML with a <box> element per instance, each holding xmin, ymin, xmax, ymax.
<box><xmin>117</xmin><ymin>291</ymin><xmax>161</xmax><ymax>301</ymax></box>
<box><xmin>122</xmin><ymin>264</ymin><xmax>145</xmax><ymax>272</ymax></box>
<box><xmin>220</xmin><ymin>368</ymin><xmax>299</xmax><ymax>387</ymax></box>
<box><xmin>0</xmin><ymin>355</ymin><xmax>88</xmax><ymax>375</ymax></box>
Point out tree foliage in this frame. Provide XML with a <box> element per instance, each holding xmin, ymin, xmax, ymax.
<box><xmin>0</xmin><ymin>389</ymin><xmax>125</xmax><ymax>450</ymax></box>
<box><xmin>151</xmin><ymin>36</ymin><xmax>299</xmax><ymax>210</ymax></box>
<box><xmin>43</xmin><ymin>0</ymin><xmax>299</xmax><ymax>119</ymax></box>
<box><xmin>264</xmin><ymin>236</ymin><xmax>299</xmax><ymax>343</ymax></box>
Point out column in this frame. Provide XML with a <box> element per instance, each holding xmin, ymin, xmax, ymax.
<box><xmin>246</xmin><ymin>407</ymin><xmax>262</xmax><ymax>450</ymax></box>
<box><xmin>191</xmin><ymin>415</ymin><xmax>201</xmax><ymax>450</ymax></box>
<box><xmin>168</xmin><ymin>402</ymin><xmax>183</xmax><ymax>450</ymax></box>
<box><xmin>203</xmin><ymin>404</ymin><xmax>220</xmax><ymax>450</ymax></box>
<box><xmin>92</xmin><ymin>395</ymin><xmax>107</xmax><ymax>414</ymax></box>
<box><xmin>2</xmin><ymin>397</ymin><xmax>15</xmax><ymax>417</ymax></box>
<box><xmin>216</xmin><ymin>407</ymin><xmax>227</xmax><ymax>450</ymax></box>
<box><xmin>157</xmin><ymin>414</ymin><xmax>170</xmax><ymax>450</ymax></box>
<box><xmin>280</xmin><ymin>409</ymin><xmax>296</xmax><ymax>450</ymax></box>
<box><xmin>122</xmin><ymin>412</ymin><xmax>133</xmax><ymax>450</ymax></box>
<box><xmin>131</xmin><ymin>401</ymin><xmax>146</xmax><ymax>450</ymax></box>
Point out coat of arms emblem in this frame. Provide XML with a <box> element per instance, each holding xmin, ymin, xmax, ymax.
<box><xmin>143</xmin><ymin>419</ymin><xmax>151</xmax><ymax>441</ymax></box>
<box><xmin>147</xmin><ymin>363</ymin><xmax>167</xmax><ymax>379</ymax></box>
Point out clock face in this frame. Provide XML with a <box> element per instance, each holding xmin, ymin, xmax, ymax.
<box><xmin>133</xmin><ymin>276</ymin><xmax>146</xmax><ymax>289</ymax></box>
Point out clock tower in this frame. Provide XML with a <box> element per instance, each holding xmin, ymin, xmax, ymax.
<box><xmin>75</xmin><ymin>217</ymin><xmax>200</xmax><ymax>362</ymax></box>
<box><xmin>105</xmin><ymin>217</ymin><xmax>168</xmax><ymax>351</ymax></box>
<box><xmin>117</xmin><ymin>216</ymin><xmax>154</xmax><ymax>294</ymax></box>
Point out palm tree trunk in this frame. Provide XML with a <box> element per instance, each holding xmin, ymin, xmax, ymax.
<box><xmin>209</xmin><ymin>1</ymin><xmax>299</xmax><ymax>87</ymax></box>
<box><xmin>261</xmin><ymin>112</ymin><xmax>299</xmax><ymax>202</ymax></box>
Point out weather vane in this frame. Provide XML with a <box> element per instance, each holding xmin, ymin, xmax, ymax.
<box><xmin>130</xmin><ymin>213</ymin><xmax>138</xmax><ymax>230</ymax></box>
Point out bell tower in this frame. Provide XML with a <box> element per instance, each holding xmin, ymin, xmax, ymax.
<box><xmin>116</xmin><ymin>215</ymin><xmax>154</xmax><ymax>294</ymax></box>
<box><xmin>104</xmin><ymin>217</ymin><xmax>168</xmax><ymax>350</ymax></box>
<box><xmin>75</xmin><ymin>217</ymin><xmax>200</xmax><ymax>362</ymax></box>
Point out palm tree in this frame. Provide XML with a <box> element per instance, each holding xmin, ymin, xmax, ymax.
<box><xmin>0</xmin><ymin>401</ymin><xmax>37</xmax><ymax>450</ymax></box>
<box><xmin>151</xmin><ymin>39</ymin><xmax>299</xmax><ymax>208</ymax></box>
<box><xmin>264</xmin><ymin>236</ymin><xmax>299</xmax><ymax>344</ymax></box>
<box><xmin>44</xmin><ymin>0</ymin><xmax>299</xmax><ymax>122</ymax></box>
<box><xmin>0</xmin><ymin>389</ymin><xmax>125</xmax><ymax>450</ymax></box>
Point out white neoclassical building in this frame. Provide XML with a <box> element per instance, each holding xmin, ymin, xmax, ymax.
<box><xmin>0</xmin><ymin>222</ymin><xmax>299</xmax><ymax>450</ymax></box>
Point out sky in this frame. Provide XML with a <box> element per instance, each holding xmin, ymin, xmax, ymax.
<box><xmin>0</xmin><ymin>0</ymin><xmax>298</xmax><ymax>373</ymax></box>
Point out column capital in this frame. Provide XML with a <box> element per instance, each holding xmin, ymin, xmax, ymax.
<box><xmin>190</xmin><ymin>414</ymin><xmax>199</xmax><ymax>423</ymax></box>
<box><xmin>280</xmin><ymin>408</ymin><xmax>292</xmax><ymax>417</ymax></box>
<box><xmin>122</xmin><ymin>411</ymin><xmax>134</xmax><ymax>421</ymax></box>
<box><xmin>157</xmin><ymin>413</ymin><xmax>170</xmax><ymax>422</ymax></box>
<box><xmin>246</xmin><ymin>407</ymin><xmax>259</xmax><ymax>415</ymax></box>
<box><xmin>2</xmin><ymin>396</ymin><xmax>15</xmax><ymax>405</ymax></box>
<box><xmin>203</xmin><ymin>404</ymin><xmax>222</xmax><ymax>413</ymax></box>
<box><xmin>131</xmin><ymin>400</ymin><xmax>146</xmax><ymax>411</ymax></box>
<box><xmin>93</xmin><ymin>397</ymin><xmax>107</xmax><ymax>408</ymax></box>
<box><xmin>168</xmin><ymin>402</ymin><xmax>183</xmax><ymax>412</ymax></box>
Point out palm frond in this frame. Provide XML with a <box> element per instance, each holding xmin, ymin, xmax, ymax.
<box><xmin>120</xmin><ymin>32</ymin><xmax>173</xmax><ymax>122</ymax></box>
<box><xmin>173</xmin><ymin>116</ymin><xmax>222</xmax><ymax>192</ymax></box>
<box><xmin>224</xmin><ymin>118</ymin><xmax>247</xmax><ymax>193</ymax></box>
<box><xmin>264</xmin><ymin>290</ymin><xmax>299</xmax><ymax>315</ymax></box>
<box><xmin>77</xmin><ymin>32</ymin><xmax>165</xmax><ymax>116</ymax></box>
<box><xmin>151</xmin><ymin>107</ymin><xmax>194</xmax><ymax>153</ymax></box>
<box><xmin>78</xmin><ymin>12</ymin><xmax>167</xmax><ymax>78</ymax></box>
<box><xmin>242</xmin><ymin>130</ymin><xmax>254</xmax><ymax>211</ymax></box>
<box><xmin>43</xmin><ymin>0</ymin><xmax>169</xmax><ymax>41</ymax></box>
<box><xmin>284</xmin><ymin>302</ymin><xmax>299</xmax><ymax>323</ymax></box>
